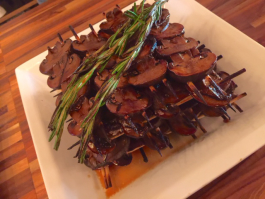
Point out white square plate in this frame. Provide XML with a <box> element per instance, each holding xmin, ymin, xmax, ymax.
<box><xmin>15</xmin><ymin>0</ymin><xmax>265</xmax><ymax>198</ymax></box>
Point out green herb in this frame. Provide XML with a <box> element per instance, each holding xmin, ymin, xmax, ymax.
<box><xmin>48</xmin><ymin>0</ymin><xmax>168</xmax><ymax>163</ymax></box>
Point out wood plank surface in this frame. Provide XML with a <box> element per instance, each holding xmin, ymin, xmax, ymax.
<box><xmin>0</xmin><ymin>0</ymin><xmax>264</xmax><ymax>198</ymax></box>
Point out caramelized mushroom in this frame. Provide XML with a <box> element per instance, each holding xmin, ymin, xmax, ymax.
<box><xmin>72</xmin><ymin>32</ymin><xmax>106</xmax><ymax>54</ymax></box>
<box><xmin>128</xmin><ymin>57</ymin><xmax>168</xmax><ymax>87</ymax></box>
<box><xmin>169</xmin><ymin>51</ymin><xmax>217</xmax><ymax>83</ymax></box>
<box><xmin>157</xmin><ymin>37</ymin><xmax>198</xmax><ymax>56</ymax></box>
<box><xmin>151</xmin><ymin>23</ymin><xmax>184</xmax><ymax>40</ymax></box>
<box><xmin>40</xmin><ymin>39</ymin><xmax>72</xmax><ymax>75</ymax></box>
<box><xmin>106</xmin><ymin>87</ymin><xmax>150</xmax><ymax>115</ymax></box>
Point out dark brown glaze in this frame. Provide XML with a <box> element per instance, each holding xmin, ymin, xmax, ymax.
<box><xmin>72</xmin><ymin>32</ymin><xmax>106</xmax><ymax>54</ymax></box>
<box><xmin>169</xmin><ymin>51</ymin><xmax>217</xmax><ymax>83</ymax></box>
<box><xmin>128</xmin><ymin>57</ymin><xmax>168</xmax><ymax>87</ymax></box>
<box><xmin>47</xmin><ymin>53</ymin><xmax>68</xmax><ymax>89</ymax></box>
<box><xmin>151</xmin><ymin>23</ymin><xmax>184</xmax><ymax>40</ymax></box>
<box><xmin>40</xmin><ymin>39</ymin><xmax>72</xmax><ymax>75</ymax></box>
<box><xmin>106</xmin><ymin>87</ymin><xmax>150</xmax><ymax>115</ymax></box>
<box><xmin>157</xmin><ymin>37</ymin><xmax>198</xmax><ymax>56</ymax></box>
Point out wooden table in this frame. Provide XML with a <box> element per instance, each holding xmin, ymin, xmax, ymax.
<box><xmin>0</xmin><ymin>0</ymin><xmax>265</xmax><ymax>198</ymax></box>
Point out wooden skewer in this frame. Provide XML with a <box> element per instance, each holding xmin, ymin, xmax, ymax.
<box><xmin>205</xmin><ymin>75</ymin><xmax>227</xmax><ymax>99</ymax></box>
<box><xmin>69</xmin><ymin>25</ymin><xmax>80</xmax><ymax>41</ymax></box>
<box><xmin>66</xmin><ymin>118</ymin><xmax>73</xmax><ymax>123</ymax></box>
<box><xmin>175</xmin><ymin>95</ymin><xmax>193</xmax><ymax>106</ymax></box>
<box><xmin>217</xmin><ymin>55</ymin><xmax>223</xmax><ymax>61</ymax></box>
<box><xmin>125</xmin><ymin>115</ymin><xmax>139</xmax><ymax>135</ymax></box>
<box><xmin>230</xmin><ymin>92</ymin><xmax>247</xmax><ymax>104</ymax></box>
<box><xmin>189</xmin><ymin>108</ymin><xmax>207</xmax><ymax>133</ymax></box>
<box><xmin>116</xmin><ymin>4</ymin><xmax>121</xmax><ymax>10</ymax></box>
<box><xmin>140</xmin><ymin>148</ymin><xmax>148</xmax><ymax>162</ymax></box>
<box><xmin>67</xmin><ymin>140</ymin><xmax>80</xmax><ymax>150</ymax></box>
<box><xmin>198</xmin><ymin>44</ymin><xmax>205</xmax><ymax>51</ymax></box>
<box><xmin>191</xmin><ymin>134</ymin><xmax>197</xmax><ymax>139</ymax></box>
<box><xmin>219</xmin><ymin>68</ymin><xmax>246</xmax><ymax>84</ymax></box>
<box><xmin>102</xmin><ymin>166</ymin><xmax>112</xmax><ymax>189</ymax></box>
<box><xmin>53</xmin><ymin>92</ymin><xmax>62</xmax><ymax>98</ymax></box>
<box><xmin>187</xmin><ymin>81</ymin><xmax>207</xmax><ymax>105</ymax></box>
<box><xmin>47</xmin><ymin>46</ymin><xmax>53</xmax><ymax>53</ymax></box>
<box><xmin>227</xmin><ymin>103</ymin><xmax>236</xmax><ymax>113</ymax></box>
<box><xmin>89</xmin><ymin>24</ymin><xmax>98</xmax><ymax>38</ymax></box>
<box><xmin>232</xmin><ymin>102</ymin><xmax>243</xmax><ymax>113</ymax></box>
<box><xmin>57</xmin><ymin>33</ymin><xmax>64</xmax><ymax>44</ymax></box>
<box><xmin>162</xmin><ymin>78</ymin><xmax>179</xmax><ymax>100</ymax></box>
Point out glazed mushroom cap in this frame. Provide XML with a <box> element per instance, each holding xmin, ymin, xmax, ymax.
<box><xmin>40</xmin><ymin>39</ymin><xmax>72</xmax><ymax>75</ymax></box>
<box><xmin>106</xmin><ymin>87</ymin><xmax>150</xmax><ymax>115</ymax></box>
<box><xmin>151</xmin><ymin>23</ymin><xmax>184</xmax><ymax>40</ymax></box>
<box><xmin>157</xmin><ymin>37</ymin><xmax>198</xmax><ymax>56</ymax></box>
<box><xmin>169</xmin><ymin>51</ymin><xmax>217</xmax><ymax>83</ymax></box>
<box><xmin>128</xmin><ymin>57</ymin><xmax>168</xmax><ymax>87</ymax></box>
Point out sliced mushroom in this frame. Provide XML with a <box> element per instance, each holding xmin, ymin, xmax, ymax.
<box><xmin>72</xmin><ymin>32</ymin><xmax>106</xmax><ymax>54</ymax></box>
<box><xmin>157</xmin><ymin>37</ymin><xmax>198</xmax><ymax>56</ymax></box>
<box><xmin>128</xmin><ymin>57</ymin><xmax>168</xmax><ymax>87</ymax></box>
<box><xmin>106</xmin><ymin>87</ymin><xmax>150</xmax><ymax>115</ymax></box>
<box><xmin>151</xmin><ymin>23</ymin><xmax>184</xmax><ymax>40</ymax></box>
<box><xmin>40</xmin><ymin>39</ymin><xmax>72</xmax><ymax>75</ymax></box>
<box><xmin>61</xmin><ymin>54</ymin><xmax>81</xmax><ymax>83</ymax></box>
<box><xmin>47</xmin><ymin>53</ymin><xmax>68</xmax><ymax>89</ymax></box>
<box><xmin>169</xmin><ymin>51</ymin><xmax>217</xmax><ymax>83</ymax></box>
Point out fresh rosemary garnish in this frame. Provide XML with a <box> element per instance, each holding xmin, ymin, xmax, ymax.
<box><xmin>48</xmin><ymin>0</ymin><xmax>168</xmax><ymax>163</ymax></box>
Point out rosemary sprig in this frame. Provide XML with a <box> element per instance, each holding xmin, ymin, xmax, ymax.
<box><xmin>48</xmin><ymin>0</ymin><xmax>168</xmax><ymax>160</ymax></box>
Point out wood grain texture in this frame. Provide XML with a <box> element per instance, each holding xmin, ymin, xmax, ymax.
<box><xmin>0</xmin><ymin>0</ymin><xmax>264</xmax><ymax>198</ymax></box>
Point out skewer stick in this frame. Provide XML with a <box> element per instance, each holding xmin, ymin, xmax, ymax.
<box><xmin>89</xmin><ymin>24</ymin><xmax>98</xmax><ymax>38</ymax></box>
<box><xmin>219</xmin><ymin>68</ymin><xmax>246</xmax><ymax>84</ymax></box>
<box><xmin>217</xmin><ymin>55</ymin><xmax>223</xmax><ymax>61</ymax></box>
<box><xmin>162</xmin><ymin>78</ymin><xmax>179</xmax><ymax>100</ymax></box>
<box><xmin>69</xmin><ymin>25</ymin><xmax>80</xmax><ymax>41</ymax></box>
<box><xmin>116</xmin><ymin>4</ymin><xmax>121</xmax><ymax>10</ymax></box>
<box><xmin>140</xmin><ymin>148</ymin><xmax>148</xmax><ymax>162</ymax></box>
<box><xmin>67</xmin><ymin>140</ymin><xmax>80</xmax><ymax>150</ymax></box>
<box><xmin>102</xmin><ymin>166</ymin><xmax>112</xmax><ymax>189</ymax></box>
<box><xmin>66</xmin><ymin>118</ymin><xmax>73</xmax><ymax>123</ymax></box>
<box><xmin>197</xmin><ymin>44</ymin><xmax>205</xmax><ymax>51</ymax></box>
<box><xmin>205</xmin><ymin>75</ymin><xmax>227</xmax><ymax>99</ymax></box>
<box><xmin>191</xmin><ymin>134</ymin><xmax>197</xmax><ymax>139</ymax></box>
<box><xmin>189</xmin><ymin>108</ymin><xmax>207</xmax><ymax>133</ymax></box>
<box><xmin>57</xmin><ymin>33</ymin><xmax>64</xmax><ymax>44</ymax></box>
<box><xmin>53</xmin><ymin>92</ymin><xmax>62</xmax><ymax>98</ymax></box>
<box><xmin>187</xmin><ymin>81</ymin><xmax>207</xmax><ymax>105</ymax></box>
<box><xmin>47</xmin><ymin>46</ymin><xmax>53</xmax><ymax>53</ymax></box>
<box><xmin>125</xmin><ymin>115</ymin><xmax>139</xmax><ymax>135</ymax></box>
<box><xmin>220</xmin><ymin>107</ymin><xmax>231</xmax><ymax>121</ymax></box>
<box><xmin>232</xmin><ymin>102</ymin><xmax>243</xmax><ymax>113</ymax></box>
<box><xmin>230</xmin><ymin>93</ymin><xmax>247</xmax><ymax>104</ymax></box>
<box><xmin>227</xmin><ymin>103</ymin><xmax>236</xmax><ymax>113</ymax></box>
